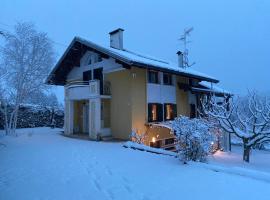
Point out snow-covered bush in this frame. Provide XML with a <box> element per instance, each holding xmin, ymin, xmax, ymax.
<box><xmin>130</xmin><ymin>130</ymin><xmax>147</xmax><ymax>144</ymax></box>
<box><xmin>172</xmin><ymin>116</ymin><xmax>216</xmax><ymax>163</ymax></box>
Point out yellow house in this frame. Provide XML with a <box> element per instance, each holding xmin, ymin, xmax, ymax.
<box><xmin>46</xmin><ymin>28</ymin><xmax>230</xmax><ymax>150</ymax></box>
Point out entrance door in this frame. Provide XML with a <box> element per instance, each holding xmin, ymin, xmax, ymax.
<box><xmin>94</xmin><ymin>68</ymin><xmax>103</xmax><ymax>94</ymax></box>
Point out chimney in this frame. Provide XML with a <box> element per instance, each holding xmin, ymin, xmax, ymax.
<box><xmin>109</xmin><ymin>28</ymin><xmax>124</xmax><ymax>50</ymax></box>
<box><xmin>176</xmin><ymin>51</ymin><xmax>184</xmax><ymax>68</ymax></box>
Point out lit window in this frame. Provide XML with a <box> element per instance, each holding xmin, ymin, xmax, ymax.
<box><xmin>148</xmin><ymin>103</ymin><xmax>163</xmax><ymax>122</ymax></box>
<box><xmin>164</xmin><ymin>103</ymin><xmax>177</xmax><ymax>120</ymax></box>
<box><xmin>152</xmin><ymin>104</ymin><xmax>157</xmax><ymax>121</ymax></box>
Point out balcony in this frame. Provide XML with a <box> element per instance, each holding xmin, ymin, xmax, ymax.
<box><xmin>65</xmin><ymin>80</ymin><xmax>111</xmax><ymax>100</ymax></box>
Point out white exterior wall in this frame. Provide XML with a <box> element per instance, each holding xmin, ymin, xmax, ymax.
<box><xmin>67</xmin><ymin>85</ymin><xmax>91</xmax><ymax>100</ymax></box>
<box><xmin>64</xmin><ymin>86</ymin><xmax>74</xmax><ymax>135</ymax></box>
<box><xmin>64</xmin><ymin>99</ymin><xmax>74</xmax><ymax>135</ymax></box>
<box><xmin>188</xmin><ymin>91</ymin><xmax>197</xmax><ymax>105</ymax></box>
<box><xmin>67</xmin><ymin>51</ymin><xmax>123</xmax><ymax>82</ymax></box>
<box><xmin>147</xmin><ymin>84</ymin><xmax>176</xmax><ymax>104</ymax></box>
<box><xmin>146</xmin><ymin>72</ymin><xmax>176</xmax><ymax>104</ymax></box>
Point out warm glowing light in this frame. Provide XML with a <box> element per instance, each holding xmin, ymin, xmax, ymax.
<box><xmin>152</xmin><ymin>137</ymin><xmax>156</xmax><ymax>143</ymax></box>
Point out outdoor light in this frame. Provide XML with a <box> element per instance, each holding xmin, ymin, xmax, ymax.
<box><xmin>152</xmin><ymin>137</ymin><xmax>156</xmax><ymax>143</ymax></box>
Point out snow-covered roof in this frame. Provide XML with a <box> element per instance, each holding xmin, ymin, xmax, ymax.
<box><xmin>198</xmin><ymin>81</ymin><xmax>231</xmax><ymax>95</ymax></box>
<box><xmin>47</xmin><ymin>37</ymin><xmax>219</xmax><ymax>85</ymax></box>
<box><xmin>77</xmin><ymin>37</ymin><xmax>218</xmax><ymax>82</ymax></box>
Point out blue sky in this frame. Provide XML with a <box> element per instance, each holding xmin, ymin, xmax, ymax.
<box><xmin>1</xmin><ymin>0</ymin><xmax>270</xmax><ymax>103</ymax></box>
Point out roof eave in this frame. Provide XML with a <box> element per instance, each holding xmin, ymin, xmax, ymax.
<box><xmin>46</xmin><ymin>37</ymin><xmax>78</xmax><ymax>85</ymax></box>
<box><xmin>130</xmin><ymin>61</ymin><xmax>219</xmax><ymax>83</ymax></box>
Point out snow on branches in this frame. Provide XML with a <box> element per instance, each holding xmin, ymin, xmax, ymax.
<box><xmin>172</xmin><ymin>116</ymin><xmax>217</xmax><ymax>163</ymax></box>
<box><xmin>130</xmin><ymin>130</ymin><xmax>147</xmax><ymax>144</ymax></box>
<box><xmin>201</xmin><ymin>92</ymin><xmax>270</xmax><ymax>162</ymax></box>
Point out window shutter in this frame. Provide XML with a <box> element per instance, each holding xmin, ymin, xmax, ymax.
<box><xmin>163</xmin><ymin>104</ymin><xmax>167</xmax><ymax>120</ymax></box>
<box><xmin>148</xmin><ymin>103</ymin><xmax>153</xmax><ymax>122</ymax></box>
<box><xmin>173</xmin><ymin>104</ymin><xmax>177</xmax><ymax>119</ymax></box>
<box><xmin>157</xmin><ymin>103</ymin><xmax>163</xmax><ymax>122</ymax></box>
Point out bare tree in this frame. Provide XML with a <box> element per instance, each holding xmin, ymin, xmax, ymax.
<box><xmin>202</xmin><ymin>92</ymin><xmax>270</xmax><ymax>162</ymax></box>
<box><xmin>0</xmin><ymin>22</ymin><xmax>55</xmax><ymax>135</ymax></box>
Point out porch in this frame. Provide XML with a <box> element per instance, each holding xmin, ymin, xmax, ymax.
<box><xmin>64</xmin><ymin>80</ymin><xmax>111</xmax><ymax>140</ymax></box>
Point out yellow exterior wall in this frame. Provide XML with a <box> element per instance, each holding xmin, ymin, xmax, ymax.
<box><xmin>176</xmin><ymin>76</ymin><xmax>190</xmax><ymax>117</ymax></box>
<box><xmin>101</xmin><ymin>99</ymin><xmax>111</xmax><ymax>128</ymax></box>
<box><xmin>130</xmin><ymin>67</ymin><xmax>147</xmax><ymax>135</ymax></box>
<box><xmin>105</xmin><ymin>67</ymin><xmax>196</xmax><ymax>141</ymax></box>
<box><xmin>105</xmin><ymin>67</ymin><xmax>147</xmax><ymax>140</ymax></box>
<box><xmin>105</xmin><ymin>69</ymin><xmax>132</xmax><ymax>140</ymax></box>
<box><xmin>73</xmin><ymin>100</ymin><xmax>84</xmax><ymax>133</ymax></box>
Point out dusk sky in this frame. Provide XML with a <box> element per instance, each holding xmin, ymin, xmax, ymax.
<box><xmin>1</xmin><ymin>0</ymin><xmax>269</xmax><ymax>103</ymax></box>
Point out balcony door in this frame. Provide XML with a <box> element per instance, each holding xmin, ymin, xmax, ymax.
<box><xmin>83</xmin><ymin>70</ymin><xmax>92</xmax><ymax>82</ymax></box>
<box><xmin>94</xmin><ymin>68</ymin><xmax>103</xmax><ymax>94</ymax></box>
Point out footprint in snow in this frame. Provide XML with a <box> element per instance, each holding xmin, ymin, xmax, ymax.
<box><xmin>124</xmin><ymin>184</ymin><xmax>132</xmax><ymax>193</ymax></box>
<box><xmin>93</xmin><ymin>179</ymin><xmax>102</xmax><ymax>192</ymax></box>
<box><xmin>105</xmin><ymin>166</ymin><xmax>113</xmax><ymax>176</ymax></box>
<box><xmin>104</xmin><ymin>190</ymin><xmax>115</xmax><ymax>200</ymax></box>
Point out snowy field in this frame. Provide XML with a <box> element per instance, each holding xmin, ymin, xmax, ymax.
<box><xmin>1</xmin><ymin>128</ymin><xmax>270</xmax><ymax>200</ymax></box>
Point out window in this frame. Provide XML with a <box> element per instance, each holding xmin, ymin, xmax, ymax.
<box><xmin>189</xmin><ymin>79</ymin><xmax>194</xmax><ymax>86</ymax></box>
<box><xmin>164</xmin><ymin>103</ymin><xmax>177</xmax><ymax>120</ymax></box>
<box><xmin>148</xmin><ymin>70</ymin><xmax>159</xmax><ymax>84</ymax></box>
<box><xmin>163</xmin><ymin>73</ymin><xmax>172</xmax><ymax>85</ymax></box>
<box><xmin>152</xmin><ymin>104</ymin><xmax>157</xmax><ymax>121</ymax></box>
<box><xmin>97</xmin><ymin>55</ymin><xmax>102</xmax><ymax>62</ymax></box>
<box><xmin>87</xmin><ymin>57</ymin><xmax>92</xmax><ymax>65</ymax></box>
<box><xmin>83</xmin><ymin>70</ymin><xmax>92</xmax><ymax>81</ymax></box>
<box><xmin>190</xmin><ymin>104</ymin><xmax>196</xmax><ymax>118</ymax></box>
<box><xmin>85</xmin><ymin>54</ymin><xmax>102</xmax><ymax>66</ymax></box>
<box><xmin>148</xmin><ymin>103</ymin><xmax>163</xmax><ymax>122</ymax></box>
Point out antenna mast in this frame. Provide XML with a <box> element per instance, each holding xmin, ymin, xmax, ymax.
<box><xmin>179</xmin><ymin>27</ymin><xmax>195</xmax><ymax>68</ymax></box>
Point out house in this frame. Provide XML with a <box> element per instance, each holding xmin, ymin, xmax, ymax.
<box><xmin>46</xmin><ymin>28</ymin><xmax>231</xmax><ymax>150</ymax></box>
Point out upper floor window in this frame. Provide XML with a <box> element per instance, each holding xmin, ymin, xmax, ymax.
<box><xmin>97</xmin><ymin>55</ymin><xmax>102</xmax><ymax>62</ymax></box>
<box><xmin>88</xmin><ymin>58</ymin><xmax>92</xmax><ymax>65</ymax></box>
<box><xmin>83</xmin><ymin>70</ymin><xmax>92</xmax><ymax>81</ymax></box>
<box><xmin>83</xmin><ymin>53</ymin><xmax>102</xmax><ymax>66</ymax></box>
<box><xmin>163</xmin><ymin>73</ymin><xmax>173</xmax><ymax>85</ymax></box>
<box><xmin>164</xmin><ymin>103</ymin><xmax>177</xmax><ymax>120</ymax></box>
<box><xmin>148</xmin><ymin>103</ymin><xmax>163</xmax><ymax>122</ymax></box>
<box><xmin>148</xmin><ymin>70</ymin><xmax>159</xmax><ymax>84</ymax></box>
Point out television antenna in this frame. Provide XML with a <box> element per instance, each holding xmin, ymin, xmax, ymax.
<box><xmin>179</xmin><ymin>27</ymin><xmax>195</xmax><ymax>68</ymax></box>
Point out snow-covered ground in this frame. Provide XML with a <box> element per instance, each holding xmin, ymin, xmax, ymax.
<box><xmin>1</xmin><ymin>128</ymin><xmax>270</xmax><ymax>200</ymax></box>
<box><xmin>210</xmin><ymin>146</ymin><xmax>270</xmax><ymax>173</ymax></box>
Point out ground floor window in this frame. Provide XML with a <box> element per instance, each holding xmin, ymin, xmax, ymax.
<box><xmin>190</xmin><ymin>104</ymin><xmax>196</xmax><ymax>118</ymax></box>
<box><xmin>164</xmin><ymin>103</ymin><xmax>177</xmax><ymax>120</ymax></box>
<box><xmin>148</xmin><ymin>103</ymin><xmax>163</xmax><ymax>122</ymax></box>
